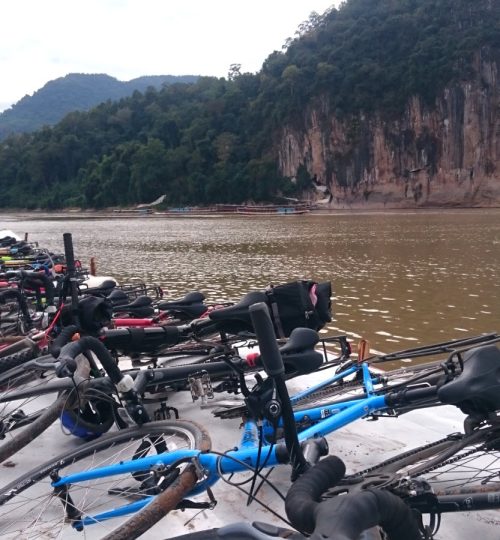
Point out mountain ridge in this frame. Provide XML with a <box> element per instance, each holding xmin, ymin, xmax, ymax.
<box><xmin>0</xmin><ymin>73</ymin><xmax>198</xmax><ymax>139</ymax></box>
<box><xmin>0</xmin><ymin>0</ymin><xmax>497</xmax><ymax>209</ymax></box>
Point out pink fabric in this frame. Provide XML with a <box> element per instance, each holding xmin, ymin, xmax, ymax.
<box><xmin>309</xmin><ymin>283</ymin><xmax>318</xmax><ymax>306</ymax></box>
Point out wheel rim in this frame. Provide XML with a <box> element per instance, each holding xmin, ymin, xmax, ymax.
<box><xmin>0</xmin><ymin>426</ymin><xmax>198</xmax><ymax>538</ymax></box>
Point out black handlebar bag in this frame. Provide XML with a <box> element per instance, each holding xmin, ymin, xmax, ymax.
<box><xmin>266</xmin><ymin>280</ymin><xmax>332</xmax><ymax>338</ymax></box>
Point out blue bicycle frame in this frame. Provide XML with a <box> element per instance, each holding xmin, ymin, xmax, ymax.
<box><xmin>51</xmin><ymin>360</ymin><xmax>390</xmax><ymax>529</ymax></box>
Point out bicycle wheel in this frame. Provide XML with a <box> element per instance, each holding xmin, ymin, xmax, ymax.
<box><xmin>0</xmin><ymin>345</ymin><xmax>40</xmax><ymax>373</ymax></box>
<box><xmin>329</xmin><ymin>424</ymin><xmax>500</xmax><ymax>496</ymax></box>
<box><xmin>0</xmin><ymin>354</ymin><xmax>109</xmax><ymax>462</ymax></box>
<box><xmin>0</xmin><ymin>356</ymin><xmax>64</xmax><ymax>457</ymax></box>
<box><xmin>0</xmin><ymin>420</ymin><xmax>211</xmax><ymax>539</ymax></box>
<box><xmin>377</xmin><ymin>425</ymin><xmax>500</xmax><ymax>494</ymax></box>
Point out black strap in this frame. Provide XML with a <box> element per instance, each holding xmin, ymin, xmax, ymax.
<box><xmin>265</xmin><ymin>285</ymin><xmax>285</xmax><ymax>339</ymax></box>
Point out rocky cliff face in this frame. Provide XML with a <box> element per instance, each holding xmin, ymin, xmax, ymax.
<box><xmin>278</xmin><ymin>49</ymin><xmax>499</xmax><ymax>208</ymax></box>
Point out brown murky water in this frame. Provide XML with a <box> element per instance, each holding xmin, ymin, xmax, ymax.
<box><xmin>1</xmin><ymin>210</ymin><xmax>499</xmax><ymax>354</ymax></box>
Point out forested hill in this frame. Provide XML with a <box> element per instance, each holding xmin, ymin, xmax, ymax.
<box><xmin>0</xmin><ymin>0</ymin><xmax>498</xmax><ymax>210</ymax></box>
<box><xmin>0</xmin><ymin>74</ymin><xmax>198</xmax><ymax>139</ymax></box>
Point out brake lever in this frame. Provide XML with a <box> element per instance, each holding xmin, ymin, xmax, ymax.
<box><xmin>55</xmin><ymin>358</ymin><xmax>78</xmax><ymax>378</ymax></box>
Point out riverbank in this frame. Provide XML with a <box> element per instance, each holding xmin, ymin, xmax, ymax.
<box><xmin>1</xmin><ymin>205</ymin><xmax>499</xmax><ymax>221</ymax></box>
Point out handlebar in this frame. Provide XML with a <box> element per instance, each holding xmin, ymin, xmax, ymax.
<box><xmin>170</xmin><ymin>455</ymin><xmax>422</xmax><ymax>540</ymax></box>
<box><xmin>285</xmin><ymin>456</ymin><xmax>422</xmax><ymax>540</ymax></box>
<box><xmin>249</xmin><ymin>302</ymin><xmax>285</xmax><ymax>376</ymax></box>
<box><xmin>50</xmin><ymin>324</ymin><xmax>79</xmax><ymax>358</ymax></box>
<box><xmin>56</xmin><ymin>337</ymin><xmax>123</xmax><ymax>384</ymax></box>
<box><xmin>248</xmin><ymin>301</ymin><xmax>308</xmax><ymax>479</ymax></box>
<box><xmin>285</xmin><ymin>455</ymin><xmax>346</xmax><ymax>534</ymax></box>
<box><xmin>309</xmin><ymin>489</ymin><xmax>421</xmax><ymax>540</ymax></box>
<box><xmin>63</xmin><ymin>233</ymin><xmax>76</xmax><ymax>274</ymax></box>
<box><xmin>55</xmin><ymin>334</ymin><xmax>150</xmax><ymax>425</ymax></box>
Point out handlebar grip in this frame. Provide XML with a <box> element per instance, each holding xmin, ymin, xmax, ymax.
<box><xmin>286</xmin><ymin>455</ymin><xmax>421</xmax><ymax>540</ymax></box>
<box><xmin>50</xmin><ymin>324</ymin><xmax>79</xmax><ymax>358</ymax></box>
<box><xmin>386</xmin><ymin>385</ymin><xmax>438</xmax><ymax>408</ymax></box>
<box><xmin>285</xmin><ymin>456</ymin><xmax>346</xmax><ymax>534</ymax></box>
<box><xmin>101</xmin><ymin>326</ymin><xmax>182</xmax><ymax>353</ymax></box>
<box><xmin>310</xmin><ymin>489</ymin><xmax>421</xmax><ymax>540</ymax></box>
<box><xmin>55</xmin><ymin>357</ymin><xmax>78</xmax><ymax>378</ymax></box>
<box><xmin>63</xmin><ymin>232</ymin><xmax>76</xmax><ymax>273</ymax></box>
<box><xmin>56</xmin><ymin>337</ymin><xmax>123</xmax><ymax>384</ymax></box>
<box><xmin>249</xmin><ymin>302</ymin><xmax>284</xmax><ymax>376</ymax></box>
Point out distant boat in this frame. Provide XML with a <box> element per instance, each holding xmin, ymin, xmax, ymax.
<box><xmin>235</xmin><ymin>204</ymin><xmax>311</xmax><ymax>215</ymax></box>
<box><xmin>117</xmin><ymin>203</ymin><xmax>315</xmax><ymax>217</ymax></box>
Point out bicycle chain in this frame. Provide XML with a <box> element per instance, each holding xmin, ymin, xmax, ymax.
<box><xmin>413</xmin><ymin>446</ymin><xmax>483</xmax><ymax>477</ymax></box>
<box><xmin>349</xmin><ymin>436</ymin><xmax>457</xmax><ymax>480</ymax></box>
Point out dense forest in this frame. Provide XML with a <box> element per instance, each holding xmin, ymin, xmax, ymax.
<box><xmin>0</xmin><ymin>0</ymin><xmax>497</xmax><ymax>210</ymax></box>
<box><xmin>0</xmin><ymin>74</ymin><xmax>198</xmax><ymax>140</ymax></box>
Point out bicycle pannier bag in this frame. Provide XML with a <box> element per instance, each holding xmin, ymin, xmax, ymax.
<box><xmin>266</xmin><ymin>280</ymin><xmax>332</xmax><ymax>338</ymax></box>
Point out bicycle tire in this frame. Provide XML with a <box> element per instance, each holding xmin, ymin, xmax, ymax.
<box><xmin>0</xmin><ymin>354</ymin><xmax>91</xmax><ymax>462</ymax></box>
<box><xmin>0</xmin><ymin>419</ymin><xmax>211</xmax><ymax>539</ymax></box>
<box><xmin>102</xmin><ymin>463</ymin><xmax>200</xmax><ymax>540</ymax></box>
<box><xmin>376</xmin><ymin>425</ymin><xmax>500</xmax><ymax>494</ymax></box>
<box><xmin>329</xmin><ymin>424</ymin><xmax>500</xmax><ymax>497</ymax></box>
<box><xmin>0</xmin><ymin>343</ymin><xmax>40</xmax><ymax>374</ymax></box>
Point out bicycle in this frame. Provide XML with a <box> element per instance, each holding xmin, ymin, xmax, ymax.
<box><xmin>2</xmin><ymin>281</ymin><xmax>468</xmax><ymax>464</ymax></box>
<box><xmin>0</xmin><ymin>265</ymin><xmax>340</xmax><ymax>461</ymax></box>
<box><xmin>1</xmin><ymin>303</ymin><xmax>498</xmax><ymax>538</ymax></box>
<box><xmin>0</xmin><ymin>319</ymin><xmax>341</xmax><ymax>462</ymax></box>
<box><xmin>170</xmin><ymin>395</ymin><xmax>500</xmax><ymax>540</ymax></box>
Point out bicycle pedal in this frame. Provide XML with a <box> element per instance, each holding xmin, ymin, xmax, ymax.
<box><xmin>153</xmin><ymin>403</ymin><xmax>179</xmax><ymax>420</ymax></box>
<box><xmin>188</xmin><ymin>371</ymin><xmax>214</xmax><ymax>404</ymax></box>
<box><xmin>177</xmin><ymin>499</ymin><xmax>215</xmax><ymax>510</ymax></box>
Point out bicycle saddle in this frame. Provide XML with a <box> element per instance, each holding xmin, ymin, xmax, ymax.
<box><xmin>88</xmin><ymin>279</ymin><xmax>117</xmax><ymax>294</ymax></box>
<box><xmin>209</xmin><ymin>291</ymin><xmax>268</xmax><ymax>333</ymax></box>
<box><xmin>0</xmin><ymin>236</ymin><xmax>17</xmax><ymax>247</ymax></box>
<box><xmin>113</xmin><ymin>295</ymin><xmax>153</xmax><ymax>310</ymax></box>
<box><xmin>107</xmin><ymin>289</ymin><xmax>129</xmax><ymax>306</ymax></box>
<box><xmin>112</xmin><ymin>295</ymin><xmax>155</xmax><ymax>317</ymax></box>
<box><xmin>158</xmin><ymin>291</ymin><xmax>205</xmax><ymax>309</ymax></box>
<box><xmin>438</xmin><ymin>345</ymin><xmax>500</xmax><ymax>415</ymax></box>
<box><xmin>280</xmin><ymin>327</ymin><xmax>319</xmax><ymax>353</ymax></box>
<box><xmin>157</xmin><ymin>292</ymin><xmax>207</xmax><ymax>318</ymax></box>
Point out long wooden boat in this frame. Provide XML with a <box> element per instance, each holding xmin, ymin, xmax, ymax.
<box><xmin>235</xmin><ymin>204</ymin><xmax>311</xmax><ymax>215</ymax></box>
<box><xmin>113</xmin><ymin>204</ymin><xmax>315</xmax><ymax>217</ymax></box>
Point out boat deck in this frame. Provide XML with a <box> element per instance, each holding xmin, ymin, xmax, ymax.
<box><xmin>3</xmin><ymin>365</ymin><xmax>498</xmax><ymax>539</ymax></box>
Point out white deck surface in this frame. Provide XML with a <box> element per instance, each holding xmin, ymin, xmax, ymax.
<box><xmin>2</xmin><ymin>367</ymin><xmax>499</xmax><ymax>539</ymax></box>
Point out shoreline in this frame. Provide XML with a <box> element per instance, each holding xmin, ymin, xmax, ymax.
<box><xmin>2</xmin><ymin>205</ymin><xmax>500</xmax><ymax>220</ymax></box>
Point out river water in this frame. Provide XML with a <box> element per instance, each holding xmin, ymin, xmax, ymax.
<box><xmin>1</xmin><ymin>209</ymin><xmax>499</xmax><ymax>356</ymax></box>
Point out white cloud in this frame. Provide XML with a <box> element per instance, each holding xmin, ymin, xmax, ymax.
<box><xmin>0</xmin><ymin>0</ymin><xmax>340</xmax><ymax>111</ymax></box>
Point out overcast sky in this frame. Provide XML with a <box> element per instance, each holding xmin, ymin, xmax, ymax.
<box><xmin>0</xmin><ymin>0</ymin><xmax>341</xmax><ymax>112</ymax></box>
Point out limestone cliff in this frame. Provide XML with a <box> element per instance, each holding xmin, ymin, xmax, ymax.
<box><xmin>279</xmin><ymin>49</ymin><xmax>499</xmax><ymax>208</ymax></box>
